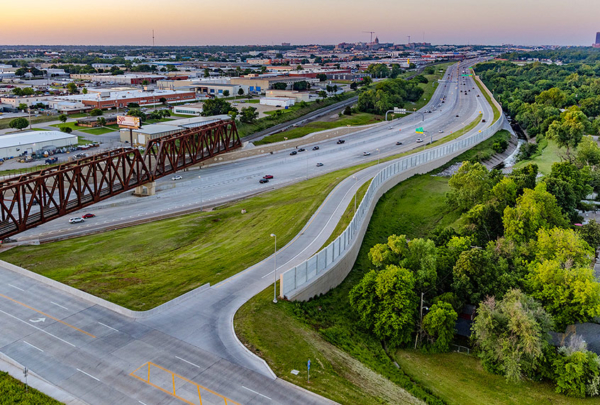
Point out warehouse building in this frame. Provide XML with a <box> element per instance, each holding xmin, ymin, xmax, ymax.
<box><xmin>173</xmin><ymin>104</ymin><xmax>203</xmax><ymax>116</ymax></box>
<box><xmin>0</xmin><ymin>131</ymin><xmax>77</xmax><ymax>159</ymax></box>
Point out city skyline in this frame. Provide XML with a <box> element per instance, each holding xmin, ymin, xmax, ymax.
<box><xmin>2</xmin><ymin>0</ymin><xmax>600</xmax><ymax>46</ymax></box>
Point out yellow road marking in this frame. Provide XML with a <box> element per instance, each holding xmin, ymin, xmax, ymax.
<box><xmin>130</xmin><ymin>361</ymin><xmax>241</xmax><ymax>405</ymax></box>
<box><xmin>0</xmin><ymin>293</ymin><xmax>96</xmax><ymax>338</ymax></box>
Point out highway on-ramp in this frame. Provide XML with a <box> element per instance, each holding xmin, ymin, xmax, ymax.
<box><xmin>0</xmin><ymin>60</ymin><xmax>496</xmax><ymax>404</ymax></box>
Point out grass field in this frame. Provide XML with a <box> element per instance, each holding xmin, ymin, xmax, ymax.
<box><xmin>0</xmin><ymin>165</ymin><xmax>369</xmax><ymax>310</ymax></box>
<box><xmin>255</xmin><ymin>113</ymin><xmax>382</xmax><ymax>145</ymax></box>
<box><xmin>395</xmin><ymin>350</ymin><xmax>600</xmax><ymax>405</ymax></box>
<box><xmin>234</xmin><ymin>130</ymin><xmax>517</xmax><ymax>405</ymax></box>
<box><xmin>0</xmin><ymin>115</ymin><xmax>56</xmax><ymax>130</ymax></box>
<box><xmin>513</xmin><ymin>138</ymin><xmax>563</xmax><ymax>176</ymax></box>
<box><xmin>0</xmin><ymin>371</ymin><xmax>61</xmax><ymax>404</ymax></box>
<box><xmin>50</xmin><ymin>122</ymin><xmax>116</xmax><ymax>135</ymax></box>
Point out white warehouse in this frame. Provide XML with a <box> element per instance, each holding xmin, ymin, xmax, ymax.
<box><xmin>259</xmin><ymin>97</ymin><xmax>296</xmax><ymax>107</ymax></box>
<box><xmin>0</xmin><ymin>131</ymin><xmax>78</xmax><ymax>159</ymax></box>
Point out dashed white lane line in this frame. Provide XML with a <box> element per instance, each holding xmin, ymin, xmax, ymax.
<box><xmin>51</xmin><ymin>301</ymin><xmax>69</xmax><ymax>311</ymax></box>
<box><xmin>0</xmin><ymin>309</ymin><xmax>75</xmax><ymax>347</ymax></box>
<box><xmin>175</xmin><ymin>356</ymin><xmax>201</xmax><ymax>369</ymax></box>
<box><xmin>23</xmin><ymin>340</ymin><xmax>43</xmax><ymax>352</ymax></box>
<box><xmin>8</xmin><ymin>284</ymin><xmax>24</xmax><ymax>292</ymax></box>
<box><xmin>242</xmin><ymin>386</ymin><xmax>272</xmax><ymax>400</ymax></box>
<box><xmin>97</xmin><ymin>322</ymin><xmax>119</xmax><ymax>332</ymax></box>
<box><xmin>77</xmin><ymin>368</ymin><xmax>100</xmax><ymax>381</ymax></box>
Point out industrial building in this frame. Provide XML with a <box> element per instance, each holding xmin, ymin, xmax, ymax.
<box><xmin>173</xmin><ymin>104</ymin><xmax>203</xmax><ymax>116</ymax></box>
<box><xmin>70</xmin><ymin>74</ymin><xmax>166</xmax><ymax>85</ymax></box>
<box><xmin>230</xmin><ymin>75</ymin><xmax>318</xmax><ymax>93</ymax></box>
<box><xmin>119</xmin><ymin>115</ymin><xmax>230</xmax><ymax>145</ymax></box>
<box><xmin>260</xmin><ymin>97</ymin><xmax>295</xmax><ymax>107</ymax></box>
<box><xmin>53</xmin><ymin>89</ymin><xmax>196</xmax><ymax>111</ymax></box>
<box><xmin>0</xmin><ymin>131</ymin><xmax>77</xmax><ymax>159</ymax></box>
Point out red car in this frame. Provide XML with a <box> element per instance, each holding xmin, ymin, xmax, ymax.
<box><xmin>263</xmin><ymin>175</ymin><xmax>274</xmax><ymax>179</ymax></box>
<box><xmin>82</xmin><ymin>213</ymin><xmax>95</xmax><ymax>219</ymax></box>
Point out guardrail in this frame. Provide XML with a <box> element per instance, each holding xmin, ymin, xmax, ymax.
<box><xmin>280</xmin><ymin>87</ymin><xmax>505</xmax><ymax>301</ymax></box>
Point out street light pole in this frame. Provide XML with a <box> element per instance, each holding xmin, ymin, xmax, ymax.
<box><xmin>198</xmin><ymin>176</ymin><xmax>202</xmax><ymax>211</ymax></box>
<box><xmin>270</xmin><ymin>233</ymin><xmax>277</xmax><ymax>303</ymax></box>
<box><xmin>377</xmin><ymin>148</ymin><xmax>380</xmax><ymax>165</ymax></box>
<box><xmin>352</xmin><ymin>175</ymin><xmax>358</xmax><ymax>213</ymax></box>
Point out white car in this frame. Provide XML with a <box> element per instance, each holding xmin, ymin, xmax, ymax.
<box><xmin>363</xmin><ymin>152</ymin><xmax>371</xmax><ymax>156</ymax></box>
<box><xmin>439</xmin><ymin>130</ymin><xmax>444</xmax><ymax>133</ymax></box>
<box><xmin>69</xmin><ymin>217</ymin><xmax>84</xmax><ymax>224</ymax></box>
<box><xmin>172</xmin><ymin>175</ymin><xmax>183</xmax><ymax>181</ymax></box>
<box><xmin>416</xmin><ymin>138</ymin><xmax>423</xmax><ymax>143</ymax></box>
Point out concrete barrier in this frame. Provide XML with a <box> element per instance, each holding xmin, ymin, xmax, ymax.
<box><xmin>280</xmin><ymin>79</ymin><xmax>505</xmax><ymax>301</ymax></box>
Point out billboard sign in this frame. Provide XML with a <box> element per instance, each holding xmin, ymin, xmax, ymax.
<box><xmin>117</xmin><ymin>115</ymin><xmax>141</xmax><ymax>129</ymax></box>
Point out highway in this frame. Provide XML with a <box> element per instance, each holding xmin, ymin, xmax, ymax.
<box><xmin>0</xmin><ymin>60</ymin><xmax>496</xmax><ymax>404</ymax></box>
<box><xmin>14</xmin><ymin>61</ymin><xmax>488</xmax><ymax>243</ymax></box>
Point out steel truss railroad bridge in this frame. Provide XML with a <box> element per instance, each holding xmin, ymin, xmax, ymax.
<box><xmin>0</xmin><ymin>120</ymin><xmax>241</xmax><ymax>239</ymax></box>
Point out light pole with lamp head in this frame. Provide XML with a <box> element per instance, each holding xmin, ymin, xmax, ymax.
<box><xmin>270</xmin><ymin>233</ymin><xmax>277</xmax><ymax>303</ymax></box>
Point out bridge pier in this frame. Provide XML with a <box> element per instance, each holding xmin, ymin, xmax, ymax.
<box><xmin>133</xmin><ymin>182</ymin><xmax>156</xmax><ymax>196</ymax></box>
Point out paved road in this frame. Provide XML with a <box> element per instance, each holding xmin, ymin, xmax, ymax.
<box><xmin>15</xmin><ymin>61</ymin><xmax>485</xmax><ymax>243</ymax></box>
<box><xmin>0</xmin><ymin>60</ymin><xmax>495</xmax><ymax>404</ymax></box>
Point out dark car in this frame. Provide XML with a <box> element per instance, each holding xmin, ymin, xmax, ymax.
<box><xmin>298</xmin><ymin>148</ymin><xmax>306</xmax><ymax>152</ymax></box>
<box><xmin>316</xmin><ymin>163</ymin><xmax>324</xmax><ymax>167</ymax></box>
<box><xmin>290</xmin><ymin>151</ymin><xmax>298</xmax><ymax>155</ymax></box>
<box><xmin>482</xmin><ymin>119</ymin><xmax>486</xmax><ymax>122</ymax></box>
<box><xmin>82</xmin><ymin>213</ymin><xmax>95</xmax><ymax>219</ymax></box>
<box><xmin>312</xmin><ymin>146</ymin><xmax>320</xmax><ymax>150</ymax></box>
<box><xmin>263</xmin><ymin>175</ymin><xmax>274</xmax><ymax>179</ymax></box>
<box><xmin>259</xmin><ymin>178</ymin><xmax>269</xmax><ymax>184</ymax></box>
<box><xmin>456</xmin><ymin>115</ymin><xmax>459</xmax><ymax>117</ymax></box>
<box><xmin>396</xmin><ymin>141</ymin><xmax>403</xmax><ymax>145</ymax></box>
<box><xmin>336</xmin><ymin>139</ymin><xmax>345</xmax><ymax>144</ymax></box>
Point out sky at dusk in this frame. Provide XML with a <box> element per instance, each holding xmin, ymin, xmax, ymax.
<box><xmin>2</xmin><ymin>0</ymin><xmax>600</xmax><ymax>46</ymax></box>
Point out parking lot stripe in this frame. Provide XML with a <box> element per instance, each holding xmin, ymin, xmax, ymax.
<box><xmin>0</xmin><ymin>293</ymin><xmax>96</xmax><ymax>338</ymax></box>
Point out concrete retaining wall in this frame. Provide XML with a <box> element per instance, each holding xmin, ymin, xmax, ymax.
<box><xmin>281</xmin><ymin>84</ymin><xmax>506</xmax><ymax>301</ymax></box>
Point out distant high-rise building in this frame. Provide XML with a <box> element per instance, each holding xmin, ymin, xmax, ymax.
<box><xmin>594</xmin><ymin>32</ymin><xmax>600</xmax><ymax>48</ymax></box>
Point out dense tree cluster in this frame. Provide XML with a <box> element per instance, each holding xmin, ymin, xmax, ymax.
<box><xmin>357</xmin><ymin>76</ymin><xmax>424</xmax><ymax>115</ymax></box>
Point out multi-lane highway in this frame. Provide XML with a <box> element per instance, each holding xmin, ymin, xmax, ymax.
<box><xmin>0</xmin><ymin>60</ymin><xmax>496</xmax><ymax>404</ymax></box>
<box><xmin>15</xmin><ymin>61</ymin><xmax>490</xmax><ymax>243</ymax></box>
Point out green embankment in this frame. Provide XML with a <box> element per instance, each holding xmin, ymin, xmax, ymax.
<box><xmin>234</xmin><ymin>130</ymin><xmax>525</xmax><ymax>405</ymax></box>
<box><xmin>513</xmin><ymin>138</ymin><xmax>562</xmax><ymax>176</ymax></box>
<box><xmin>474</xmin><ymin>74</ymin><xmax>501</xmax><ymax>123</ymax></box>
<box><xmin>0</xmin><ymin>371</ymin><xmax>62</xmax><ymax>404</ymax></box>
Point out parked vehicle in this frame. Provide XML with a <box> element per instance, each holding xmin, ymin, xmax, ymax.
<box><xmin>172</xmin><ymin>175</ymin><xmax>183</xmax><ymax>181</ymax></box>
<box><xmin>259</xmin><ymin>178</ymin><xmax>269</xmax><ymax>184</ymax></box>
<box><xmin>69</xmin><ymin>217</ymin><xmax>84</xmax><ymax>224</ymax></box>
<box><xmin>263</xmin><ymin>175</ymin><xmax>274</xmax><ymax>179</ymax></box>
<box><xmin>82</xmin><ymin>213</ymin><xmax>95</xmax><ymax>219</ymax></box>
<box><xmin>45</xmin><ymin>157</ymin><xmax>58</xmax><ymax>165</ymax></box>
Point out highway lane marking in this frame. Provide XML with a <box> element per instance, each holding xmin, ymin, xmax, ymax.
<box><xmin>139</xmin><ymin>402</ymin><xmax>147</xmax><ymax>405</ymax></box>
<box><xmin>242</xmin><ymin>386</ymin><xmax>272</xmax><ymax>400</ymax></box>
<box><xmin>8</xmin><ymin>284</ymin><xmax>24</xmax><ymax>292</ymax></box>
<box><xmin>51</xmin><ymin>301</ymin><xmax>69</xmax><ymax>311</ymax></box>
<box><xmin>97</xmin><ymin>322</ymin><xmax>119</xmax><ymax>332</ymax></box>
<box><xmin>23</xmin><ymin>341</ymin><xmax>44</xmax><ymax>352</ymax></box>
<box><xmin>77</xmin><ymin>368</ymin><xmax>100</xmax><ymax>381</ymax></box>
<box><xmin>0</xmin><ymin>309</ymin><xmax>75</xmax><ymax>347</ymax></box>
<box><xmin>175</xmin><ymin>356</ymin><xmax>201</xmax><ymax>369</ymax></box>
<box><xmin>0</xmin><ymin>293</ymin><xmax>96</xmax><ymax>338</ymax></box>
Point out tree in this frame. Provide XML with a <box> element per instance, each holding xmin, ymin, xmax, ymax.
<box><xmin>142</xmin><ymin>80</ymin><xmax>149</xmax><ymax>86</ymax></box>
<box><xmin>318</xmin><ymin>91</ymin><xmax>327</xmax><ymax>99</ymax></box>
<box><xmin>127</xmin><ymin>103</ymin><xmax>140</xmax><ymax>109</ymax></box>
<box><xmin>8</xmin><ymin>117</ymin><xmax>29</xmax><ymax>131</ymax></box>
<box><xmin>89</xmin><ymin>108</ymin><xmax>103</xmax><ymax>117</ymax></box>
<box><xmin>533</xmin><ymin>227</ymin><xmax>593</xmax><ymax>268</ymax></box>
<box><xmin>21</xmin><ymin>87</ymin><xmax>34</xmax><ymax>96</ymax></box>
<box><xmin>536</xmin><ymin>87</ymin><xmax>567</xmax><ymax>108</ymax></box>
<box><xmin>159</xmin><ymin>97</ymin><xmax>167</xmax><ymax>105</ymax></box>
<box><xmin>447</xmin><ymin>161</ymin><xmax>493</xmax><ymax>211</ymax></box>
<box><xmin>201</xmin><ymin>98</ymin><xmax>236</xmax><ymax>116</ymax></box>
<box><xmin>350</xmin><ymin>82</ymin><xmax>358</xmax><ymax>90</ymax></box>
<box><xmin>576</xmin><ymin>135</ymin><xmax>600</xmax><ymax>166</ymax></box>
<box><xmin>160</xmin><ymin>109</ymin><xmax>171</xmax><ymax>118</ymax></box>
<box><xmin>67</xmin><ymin>82</ymin><xmax>78</xmax><ymax>94</ymax></box>
<box><xmin>223</xmin><ymin>90</ymin><xmax>230</xmax><ymax>97</ymax></box>
<box><xmin>547</xmin><ymin>108</ymin><xmax>590</xmax><ymax>152</ymax></box>
<box><xmin>238</xmin><ymin>88</ymin><xmax>244</xmax><ymax>96</ymax></box>
<box><xmin>58</xmin><ymin>114</ymin><xmax>67</xmax><ymax>123</ymax></box>
<box><xmin>272</xmin><ymin>82</ymin><xmax>287</xmax><ymax>90</ymax></box>
<box><xmin>472</xmin><ymin>289</ymin><xmax>553</xmax><ymax>383</ymax></box>
<box><xmin>349</xmin><ymin>265</ymin><xmax>418</xmax><ymax>348</ymax></box>
<box><xmin>296</xmin><ymin>65</ymin><xmax>303</xmax><ymax>71</ymax></box>
<box><xmin>527</xmin><ymin>260</ymin><xmax>600</xmax><ymax>329</ymax></box>
<box><xmin>316</xmin><ymin>73</ymin><xmax>327</xmax><ymax>82</ymax></box>
<box><xmin>343</xmin><ymin>106</ymin><xmax>352</xmax><ymax>116</ymax></box>
<box><xmin>96</xmin><ymin>117</ymin><xmax>106</xmax><ymax>127</ymax></box>
<box><xmin>292</xmin><ymin>81</ymin><xmax>310</xmax><ymax>91</ymax></box>
<box><xmin>503</xmin><ymin>182</ymin><xmax>569</xmax><ymax>243</ymax></box>
<box><xmin>553</xmin><ymin>337</ymin><xmax>600</xmax><ymax>398</ymax></box>
<box><xmin>361</xmin><ymin>76</ymin><xmax>373</xmax><ymax>86</ymax></box>
<box><xmin>82</xmin><ymin>88</ymin><xmax>88</xmax><ymax>95</ymax></box>
<box><xmin>577</xmin><ymin>219</ymin><xmax>600</xmax><ymax>249</ymax></box>
<box><xmin>422</xmin><ymin>302</ymin><xmax>457</xmax><ymax>353</ymax></box>
<box><xmin>127</xmin><ymin>108</ymin><xmax>147</xmax><ymax>122</ymax></box>
<box><xmin>239</xmin><ymin>106</ymin><xmax>258</xmax><ymax>124</ymax></box>
<box><xmin>204</xmin><ymin>68</ymin><xmax>210</xmax><ymax>78</ymax></box>
<box><xmin>61</xmin><ymin>126</ymin><xmax>73</xmax><ymax>134</ymax></box>
<box><xmin>18</xmin><ymin>103</ymin><xmax>28</xmax><ymax>111</ymax></box>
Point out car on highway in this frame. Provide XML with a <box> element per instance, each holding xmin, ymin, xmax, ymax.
<box><xmin>82</xmin><ymin>213</ymin><xmax>95</xmax><ymax>219</ymax></box>
<box><xmin>363</xmin><ymin>152</ymin><xmax>371</xmax><ymax>156</ymax></box>
<box><xmin>290</xmin><ymin>150</ymin><xmax>298</xmax><ymax>155</ymax></box>
<box><xmin>172</xmin><ymin>175</ymin><xmax>183</xmax><ymax>181</ymax></box>
<box><xmin>439</xmin><ymin>130</ymin><xmax>444</xmax><ymax>133</ymax></box>
<box><xmin>336</xmin><ymin>139</ymin><xmax>345</xmax><ymax>144</ymax></box>
<box><xmin>416</xmin><ymin>138</ymin><xmax>423</xmax><ymax>143</ymax></box>
<box><xmin>396</xmin><ymin>141</ymin><xmax>403</xmax><ymax>145</ymax></box>
<box><xmin>312</xmin><ymin>146</ymin><xmax>320</xmax><ymax>150</ymax></box>
<box><xmin>69</xmin><ymin>217</ymin><xmax>84</xmax><ymax>224</ymax></box>
<box><xmin>263</xmin><ymin>175</ymin><xmax>274</xmax><ymax>179</ymax></box>
<box><xmin>316</xmin><ymin>163</ymin><xmax>324</xmax><ymax>167</ymax></box>
<box><xmin>298</xmin><ymin>148</ymin><xmax>306</xmax><ymax>152</ymax></box>
<box><xmin>456</xmin><ymin>115</ymin><xmax>459</xmax><ymax>117</ymax></box>
<box><xmin>482</xmin><ymin>119</ymin><xmax>486</xmax><ymax>122</ymax></box>
<box><xmin>259</xmin><ymin>178</ymin><xmax>269</xmax><ymax>184</ymax></box>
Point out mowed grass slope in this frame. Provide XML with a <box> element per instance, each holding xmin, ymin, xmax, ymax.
<box><xmin>0</xmin><ymin>166</ymin><xmax>364</xmax><ymax>310</ymax></box>
<box><xmin>0</xmin><ymin>371</ymin><xmax>62</xmax><ymax>405</ymax></box>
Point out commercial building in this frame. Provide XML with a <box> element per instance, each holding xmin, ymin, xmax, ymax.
<box><xmin>173</xmin><ymin>104</ymin><xmax>203</xmax><ymax>116</ymax></box>
<box><xmin>119</xmin><ymin>115</ymin><xmax>230</xmax><ymax>145</ymax></box>
<box><xmin>53</xmin><ymin>89</ymin><xmax>196</xmax><ymax>110</ymax></box>
<box><xmin>260</xmin><ymin>97</ymin><xmax>295</xmax><ymax>107</ymax></box>
<box><xmin>594</xmin><ymin>32</ymin><xmax>600</xmax><ymax>48</ymax></box>
<box><xmin>264</xmin><ymin>89</ymin><xmax>313</xmax><ymax>102</ymax></box>
<box><xmin>0</xmin><ymin>95</ymin><xmax>55</xmax><ymax>108</ymax></box>
<box><xmin>230</xmin><ymin>75</ymin><xmax>318</xmax><ymax>93</ymax></box>
<box><xmin>70</xmin><ymin>74</ymin><xmax>166</xmax><ymax>85</ymax></box>
<box><xmin>0</xmin><ymin>131</ymin><xmax>77</xmax><ymax>159</ymax></box>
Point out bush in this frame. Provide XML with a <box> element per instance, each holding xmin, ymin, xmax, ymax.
<box><xmin>516</xmin><ymin>142</ymin><xmax>539</xmax><ymax>162</ymax></box>
<box><xmin>492</xmin><ymin>139</ymin><xmax>509</xmax><ymax>153</ymax></box>
<box><xmin>89</xmin><ymin>108</ymin><xmax>103</xmax><ymax>116</ymax></box>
